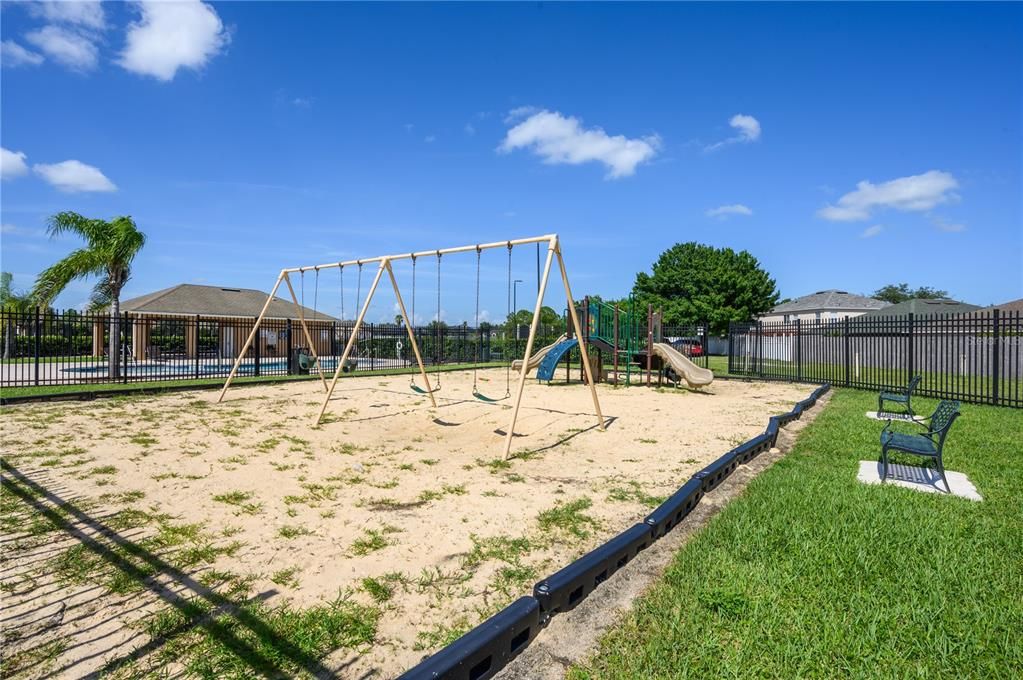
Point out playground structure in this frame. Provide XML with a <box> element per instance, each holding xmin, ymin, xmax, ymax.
<box><xmin>217</xmin><ymin>234</ymin><xmax>605</xmax><ymax>458</ymax></box>
<box><xmin>519</xmin><ymin>296</ymin><xmax>715</xmax><ymax>389</ymax></box>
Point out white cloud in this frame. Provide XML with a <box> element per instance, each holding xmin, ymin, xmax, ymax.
<box><xmin>1</xmin><ymin>147</ymin><xmax>30</xmax><ymax>180</ymax></box>
<box><xmin>931</xmin><ymin>215</ymin><xmax>966</xmax><ymax>233</ymax></box>
<box><xmin>730</xmin><ymin>114</ymin><xmax>761</xmax><ymax>142</ymax></box>
<box><xmin>464</xmin><ymin>123</ymin><xmax>476</xmax><ymax>136</ymax></box>
<box><xmin>504</xmin><ymin>106</ymin><xmax>539</xmax><ymax>123</ymax></box>
<box><xmin>705</xmin><ymin>204</ymin><xmax>753</xmax><ymax>219</ymax></box>
<box><xmin>2</xmin><ymin>40</ymin><xmax>45</xmax><ymax>67</ymax></box>
<box><xmin>33</xmin><ymin>160</ymin><xmax>117</xmax><ymax>193</ymax></box>
<box><xmin>705</xmin><ymin>113</ymin><xmax>762</xmax><ymax>151</ymax></box>
<box><xmin>1</xmin><ymin>223</ymin><xmax>46</xmax><ymax>238</ymax></box>
<box><xmin>424</xmin><ymin>135</ymin><xmax>436</xmax><ymax>143</ymax></box>
<box><xmin>817</xmin><ymin>170</ymin><xmax>959</xmax><ymax>222</ymax></box>
<box><xmin>860</xmin><ymin>224</ymin><xmax>883</xmax><ymax>238</ymax></box>
<box><xmin>29</xmin><ymin>1</ymin><xmax>106</xmax><ymax>30</ymax></box>
<box><xmin>291</xmin><ymin>97</ymin><xmax>313</xmax><ymax>108</ymax></box>
<box><xmin>118</xmin><ymin>0</ymin><xmax>229</xmax><ymax>81</ymax></box>
<box><xmin>499</xmin><ymin>109</ymin><xmax>660</xmax><ymax>179</ymax></box>
<box><xmin>25</xmin><ymin>25</ymin><xmax>98</xmax><ymax>71</ymax></box>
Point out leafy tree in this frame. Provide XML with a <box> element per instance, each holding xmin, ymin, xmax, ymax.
<box><xmin>506</xmin><ymin>305</ymin><xmax>565</xmax><ymax>334</ymax></box>
<box><xmin>1</xmin><ymin>272</ymin><xmax>33</xmax><ymax>360</ymax></box>
<box><xmin>32</xmin><ymin>212</ymin><xmax>146</xmax><ymax>379</ymax></box>
<box><xmin>872</xmin><ymin>283</ymin><xmax>949</xmax><ymax>305</ymax></box>
<box><xmin>632</xmin><ymin>242</ymin><xmax>779</xmax><ymax>335</ymax></box>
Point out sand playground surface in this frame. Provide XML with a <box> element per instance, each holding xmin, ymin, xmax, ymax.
<box><xmin>1</xmin><ymin>369</ymin><xmax>810</xmax><ymax>678</ymax></box>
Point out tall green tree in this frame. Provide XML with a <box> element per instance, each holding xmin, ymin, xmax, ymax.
<box><xmin>32</xmin><ymin>212</ymin><xmax>146</xmax><ymax>379</ymax></box>
<box><xmin>1</xmin><ymin>272</ymin><xmax>33</xmax><ymax>360</ymax></box>
<box><xmin>872</xmin><ymin>283</ymin><xmax>949</xmax><ymax>305</ymax></box>
<box><xmin>632</xmin><ymin>242</ymin><xmax>779</xmax><ymax>335</ymax></box>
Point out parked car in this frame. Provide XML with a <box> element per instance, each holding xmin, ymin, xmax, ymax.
<box><xmin>669</xmin><ymin>337</ymin><xmax>704</xmax><ymax>357</ymax></box>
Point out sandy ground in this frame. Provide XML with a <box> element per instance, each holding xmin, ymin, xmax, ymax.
<box><xmin>0</xmin><ymin>369</ymin><xmax>810</xmax><ymax>678</ymax></box>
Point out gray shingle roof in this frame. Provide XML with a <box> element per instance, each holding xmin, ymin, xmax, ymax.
<box><xmin>771</xmin><ymin>289</ymin><xmax>889</xmax><ymax>314</ymax></box>
<box><xmin>119</xmin><ymin>284</ymin><xmax>339</xmax><ymax>321</ymax></box>
<box><xmin>983</xmin><ymin>298</ymin><xmax>1023</xmax><ymax>314</ymax></box>
<box><xmin>859</xmin><ymin>298</ymin><xmax>981</xmax><ymax>318</ymax></box>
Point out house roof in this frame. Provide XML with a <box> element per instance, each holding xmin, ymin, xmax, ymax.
<box><xmin>770</xmin><ymin>289</ymin><xmax>889</xmax><ymax>314</ymax></box>
<box><xmin>119</xmin><ymin>284</ymin><xmax>340</xmax><ymax>321</ymax></box>
<box><xmin>859</xmin><ymin>298</ymin><xmax>981</xmax><ymax>318</ymax></box>
<box><xmin>982</xmin><ymin>298</ymin><xmax>1023</xmax><ymax>314</ymax></box>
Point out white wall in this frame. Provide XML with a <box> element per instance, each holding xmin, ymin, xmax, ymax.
<box><xmin>758</xmin><ymin>309</ymin><xmax>872</xmax><ymax>324</ymax></box>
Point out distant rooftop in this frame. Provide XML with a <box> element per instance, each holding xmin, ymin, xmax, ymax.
<box><xmin>770</xmin><ymin>289</ymin><xmax>889</xmax><ymax>314</ymax></box>
<box><xmin>860</xmin><ymin>298</ymin><xmax>981</xmax><ymax>318</ymax></box>
<box><xmin>982</xmin><ymin>298</ymin><xmax>1023</xmax><ymax>314</ymax></box>
<box><xmin>119</xmin><ymin>284</ymin><xmax>339</xmax><ymax>320</ymax></box>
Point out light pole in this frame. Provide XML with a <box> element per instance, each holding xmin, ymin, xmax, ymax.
<box><xmin>513</xmin><ymin>279</ymin><xmax>523</xmax><ymax>343</ymax></box>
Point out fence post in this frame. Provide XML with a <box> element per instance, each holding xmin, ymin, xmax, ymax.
<box><xmin>844</xmin><ymin>316</ymin><xmax>850</xmax><ymax>387</ymax></box>
<box><xmin>286</xmin><ymin>318</ymin><xmax>293</xmax><ymax>374</ymax></box>
<box><xmin>756</xmin><ymin>320</ymin><xmax>763</xmax><ymax>378</ymax></box>
<box><xmin>701</xmin><ymin>321</ymin><xmax>709</xmax><ymax>368</ymax></box>
<box><xmin>991</xmin><ymin>309</ymin><xmax>1000</xmax><ymax>405</ymax></box>
<box><xmin>121</xmin><ymin>312</ymin><xmax>128</xmax><ymax>383</ymax></box>
<box><xmin>34</xmin><ymin>306</ymin><xmax>41</xmax><ymax>386</ymax></box>
<box><xmin>195</xmin><ymin>315</ymin><xmax>201</xmax><ymax>379</ymax></box>
<box><xmin>253</xmin><ymin>316</ymin><xmax>261</xmax><ymax>377</ymax></box>
<box><xmin>727</xmin><ymin>322</ymin><xmax>734</xmax><ymax>374</ymax></box>
<box><xmin>796</xmin><ymin>318</ymin><xmax>802</xmax><ymax>381</ymax></box>
<box><xmin>907</xmin><ymin>312</ymin><xmax>915</xmax><ymax>384</ymax></box>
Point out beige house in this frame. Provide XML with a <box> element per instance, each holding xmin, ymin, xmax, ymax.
<box><xmin>95</xmin><ymin>284</ymin><xmax>339</xmax><ymax>359</ymax></box>
<box><xmin>759</xmin><ymin>289</ymin><xmax>889</xmax><ymax>323</ymax></box>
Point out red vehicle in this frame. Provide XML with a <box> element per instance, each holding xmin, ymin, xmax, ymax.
<box><xmin>670</xmin><ymin>337</ymin><xmax>704</xmax><ymax>357</ymax></box>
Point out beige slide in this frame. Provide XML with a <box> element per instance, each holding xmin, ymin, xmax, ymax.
<box><xmin>652</xmin><ymin>342</ymin><xmax>714</xmax><ymax>388</ymax></box>
<box><xmin>512</xmin><ymin>334</ymin><xmax>567</xmax><ymax>373</ymax></box>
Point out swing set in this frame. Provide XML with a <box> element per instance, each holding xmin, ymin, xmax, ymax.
<box><xmin>217</xmin><ymin>234</ymin><xmax>604</xmax><ymax>458</ymax></box>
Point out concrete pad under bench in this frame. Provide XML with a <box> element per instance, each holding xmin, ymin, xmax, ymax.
<box><xmin>857</xmin><ymin>460</ymin><xmax>982</xmax><ymax>501</ymax></box>
<box><xmin>865</xmin><ymin>411</ymin><xmax>926</xmax><ymax>423</ymax></box>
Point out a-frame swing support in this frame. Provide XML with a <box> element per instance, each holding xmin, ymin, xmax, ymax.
<box><xmin>217</xmin><ymin>234</ymin><xmax>605</xmax><ymax>458</ymax></box>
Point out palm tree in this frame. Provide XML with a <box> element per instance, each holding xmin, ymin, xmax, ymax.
<box><xmin>1</xmin><ymin>272</ymin><xmax>33</xmax><ymax>360</ymax></box>
<box><xmin>32</xmin><ymin>212</ymin><xmax>146</xmax><ymax>379</ymax></box>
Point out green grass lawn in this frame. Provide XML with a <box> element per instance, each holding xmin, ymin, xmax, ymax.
<box><xmin>570</xmin><ymin>389</ymin><xmax>1023</xmax><ymax>678</ymax></box>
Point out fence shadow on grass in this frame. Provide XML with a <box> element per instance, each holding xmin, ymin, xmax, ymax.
<box><xmin>0</xmin><ymin>459</ymin><xmax>343</xmax><ymax>678</ymax></box>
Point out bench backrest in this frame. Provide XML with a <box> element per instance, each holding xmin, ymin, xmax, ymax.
<box><xmin>906</xmin><ymin>375</ymin><xmax>922</xmax><ymax>396</ymax></box>
<box><xmin>929</xmin><ymin>399</ymin><xmax>961</xmax><ymax>447</ymax></box>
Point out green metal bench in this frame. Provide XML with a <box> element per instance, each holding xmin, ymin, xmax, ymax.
<box><xmin>878</xmin><ymin>375</ymin><xmax>922</xmax><ymax>418</ymax></box>
<box><xmin>880</xmin><ymin>399</ymin><xmax>960</xmax><ymax>493</ymax></box>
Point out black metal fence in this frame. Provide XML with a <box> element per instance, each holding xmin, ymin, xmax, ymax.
<box><xmin>728</xmin><ymin>310</ymin><xmax>1022</xmax><ymax>408</ymax></box>
<box><xmin>0</xmin><ymin>308</ymin><xmax>564</xmax><ymax>387</ymax></box>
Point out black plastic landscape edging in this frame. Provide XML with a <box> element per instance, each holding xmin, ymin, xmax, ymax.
<box><xmin>396</xmin><ymin>384</ymin><xmax>831</xmax><ymax>680</ymax></box>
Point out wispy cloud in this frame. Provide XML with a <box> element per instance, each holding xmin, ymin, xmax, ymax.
<box><xmin>818</xmin><ymin>170</ymin><xmax>959</xmax><ymax>222</ymax></box>
<box><xmin>464</xmin><ymin>123</ymin><xmax>476</xmax><ymax>136</ymax></box>
<box><xmin>424</xmin><ymin>135</ymin><xmax>436</xmax><ymax>144</ymax></box>
<box><xmin>1</xmin><ymin>147</ymin><xmax>30</xmax><ymax>180</ymax></box>
<box><xmin>860</xmin><ymin>224</ymin><xmax>883</xmax><ymax>238</ymax></box>
<box><xmin>931</xmin><ymin>215</ymin><xmax>966</xmax><ymax>233</ymax></box>
<box><xmin>25</xmin><ymin>25</ymin><xmax>99</xmax><ymax>71</ymax></box>
<box><xmin>705</xmin><ymin>114</ymin><xmax>762</xmax><ymax>152</ymax></box>
<box><xmin>29</xmin><ymin>1</ymin><xmax>107</xmax><ymax>30</ymax></box>
<box><xmin>118</xmin><ymin>0</ymin><xmax>229</xmax><ymax>81</ymax></box>
<box><xmin>33</xmin><ymin>160</ymin><xmax>117</xmax><ymax>193</ymax></box>
<box><xmin>499</xmin><ymin>108</ymin><xmax>660</xmax><ymax>179</ymax></box>
<box><xmin>1</xmin><ymin>40</ymin><xmax>45</xmax><ymax>67</ymax></box>
<box><xmin>705</xmin><ymin>204</ymin><xmax>753</xmax><ymax>219</ymax></box>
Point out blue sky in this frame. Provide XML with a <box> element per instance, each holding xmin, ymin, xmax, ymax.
<box><xmin>2</xmin><ymin>1</ymin><xmax>1021</xmax><ymax>323</ymax></box>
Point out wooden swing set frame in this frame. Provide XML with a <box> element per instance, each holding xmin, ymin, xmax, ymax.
<box><xmin>217</xmin><ymin>233</ymin><xmax>604</xmax><ymax>458</ymax></box>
